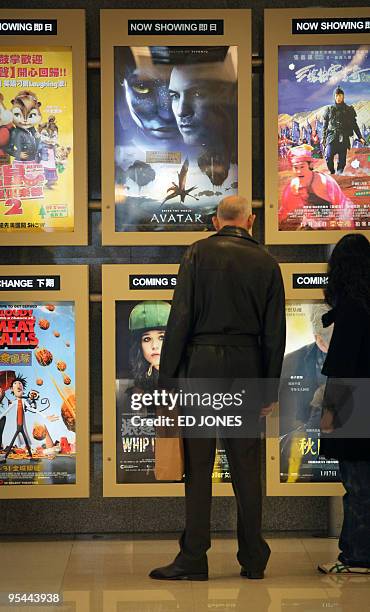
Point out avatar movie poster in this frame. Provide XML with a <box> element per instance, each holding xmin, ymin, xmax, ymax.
<box><xmin>278</xmin><ymin>45</ymin><xmax>370</xmax><ymax>231</ymax></box>
<box><xmin>115</xmin><ymin>300</ymin><xmax>231</xmax><ymax>484</ymax></box>
<box><xmin>114</xmin><ymin>46</ymin><xmax>238</xmax><ymax>233</ymax></box>
<box><xmin>279</xmin><ymin>302</ymin><xmax>340</xmax><ymax>483</ymax></box>
<box><xmin>0</xmin><ymin>47</ymin><xmax>74</xmax><ymax>234</ymax></box>
<box><xmin>0</xmin><ymin>302</ymin><xmax>76</xmax><ymax>485</ymax></box>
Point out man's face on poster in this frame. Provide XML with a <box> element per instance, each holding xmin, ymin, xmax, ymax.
<box><xmin>12</xmin><ymin>380</ymin><xmax>24</xmax><ymax>399</ymax></box>
<box><xmin>315</xmin><ymin>329</ymin><xmax>333</xmax><ymax>354</ymax></box>
<box><xmin>292</xmin><ymin>161</ymin><xmax>312</xmax><ymax>188</ymax></box>
<box><xmin>335</xmin><ymin>92</ymin><xmax>344</xmax><ymax>104</ymax></box>
<box><xmin>124</xmin><ymin>68</ymin><xmax>179</xmax><ymax>140</ymax></box>
<box><xmin>169</xmin><ymin>65</ymin><xmax>232</xmax><ymax>146</ymax></box>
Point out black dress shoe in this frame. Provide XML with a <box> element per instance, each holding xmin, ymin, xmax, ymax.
<box><xmin>149</xmin><ymin>561</ymin><xmax>208</xmax><ymax>581</ymax></box>
<box><xmin>240</xmin><ymin>567</ymin><xmax>264</xmax><ymax>579</ymax></box>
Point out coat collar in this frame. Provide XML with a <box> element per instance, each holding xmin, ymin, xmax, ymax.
<box><xmin>215</xmin><ymin>225</ymin><xmax>259</xmax><ymax>245</ymax></box>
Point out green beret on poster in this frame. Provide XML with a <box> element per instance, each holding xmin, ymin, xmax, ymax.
<box><xmin>129</xmin><ymin>301</ymin><xmax>170</xmax><ymax>332</ymax></box>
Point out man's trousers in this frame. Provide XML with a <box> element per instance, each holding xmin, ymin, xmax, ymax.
<box><xmin>177</xmin><ymin>436</ymin><xmax>270</xmax><ymax>572</ymax></box>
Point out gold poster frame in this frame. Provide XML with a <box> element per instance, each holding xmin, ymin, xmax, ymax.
<box><xmin>0</xmin><ymin>9</ymin><xmax>87</xmax><ymax>246</ymax></box>
<box><xmin>100</xmin><ymin>9</ymin><xmax>251</xmax><ymax>245</ymax></box>
<box><xmin>102</xmin><ymin>264</ymin><xmax>233</xmax><ymax>497</ymax></box>
<box><xmin>266</xmin><ymin>263</ymin><xmax>343</xmax><ymax>496</ymax></box>
<box><xmin>264</xmin><ymin>8</ymin><xmax>370</xmax><ymax>245</ymax></box>
<box><xmin>0</xmin><ymin>265</ymin><xmax>89</xmax><ymax>499</ymax></box>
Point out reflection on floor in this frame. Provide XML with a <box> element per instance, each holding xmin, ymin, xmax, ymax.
<box><xmin>0</xmin><ymin>537</ymin><xmax>369</xmax><ymax>611</ymax></box>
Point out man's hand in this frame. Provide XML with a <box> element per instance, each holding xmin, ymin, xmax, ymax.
<box><xmin>360</xmin><ymin>138</ymin><xmax>366</xmax><ymax>146</ymax></box>
<box><xmin>260</xmin><ymin>402</ymin><xmax>277</xmax><ymax>418</ymax></box>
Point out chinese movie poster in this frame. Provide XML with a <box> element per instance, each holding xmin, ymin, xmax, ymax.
<box><xmin>115</xmin><ymin>300</ymin><xmax>231</xmax><ymax>483</ymax></box>
<box><xmin>279</xmin><ymin>302</ymin><xmax>340</xmax><ymax>483</ymax></box>
<box><xmin>0</xmin><ymin>302</ymin><xmax>76</xmax><ymax>485</ymax></box>
<box><xmin>278</xmin><ymin>45</ymin><xmax>370</xmax><ymax>231</ymax></box>
<box><xmin>0</xmin><ymin>47</ymin><xmax>74</xmax><ymax>234</ymax></box>
<box><xmin>114</xmin><ymin>46</ymin><xmax>238</xmax><ymax>233</ymax></box>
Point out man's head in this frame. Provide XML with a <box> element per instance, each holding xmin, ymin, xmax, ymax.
<box><xmin>310</xmin><ymin>304</ymin><xmax>333</xmax><ymax>354</ymax></box>
<box><xmin>288</xmin><ymin>145</ymin><xmax>314</xmax><ymax>187</ymax></box>
<box><xmin>212</xmin><ymin>196</ymin><xmax>255</xmax><ymax>234</ymax></box>
<box><xmin>334</xmin><ymin>87</ymin><xmax>344</xmax><ymax>104</ymax></box>
<box><xmin>168</xmin><ymin>62</ymin><xmax>235</xmax><ymax>147</ymax></box>
<box><xmin>11</xmin><ymin>376</ymin><xmax>27</xmax><ymax>399</ymax></box>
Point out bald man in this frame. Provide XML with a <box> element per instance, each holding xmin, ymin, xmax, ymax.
<box><xmin>150</xmin><ymin>196</ymin><xmax>286</xmax><ymax>582</ymax></box>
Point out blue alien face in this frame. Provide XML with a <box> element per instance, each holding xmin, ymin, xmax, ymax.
<box><xmin>124</xmin><ymin>69</ymin><xmax>179</xmax><ymax>140</ymax></box>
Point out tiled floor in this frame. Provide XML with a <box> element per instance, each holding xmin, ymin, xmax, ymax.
<box><xmin>0</xmin><ymin>537</ymin><xmax>369</xmax><ymax>611</ymax></box>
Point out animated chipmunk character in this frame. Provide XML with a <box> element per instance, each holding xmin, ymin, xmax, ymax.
<box><xmin>36</xmin><ymin>115</ymin><xmax>59</xmax><ymax>188</ymax></box>
<box><xmin>0</xmin><ymin>93</ymin><xmax>13</xmax><ymax>165</ymax></box>
<box><xmin>6</xmin><ymin>90</ymin><xmax>42</xmax><ymax>162</ymax></box>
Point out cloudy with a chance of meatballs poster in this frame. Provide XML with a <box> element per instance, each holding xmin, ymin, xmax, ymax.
<box><xmin>0</xmin><ymin>302</ymin><xmax>76</xmax><ymax>486</ymax></box>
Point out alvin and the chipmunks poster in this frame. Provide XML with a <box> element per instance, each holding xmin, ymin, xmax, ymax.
<box><xmin>278</xmin><ymin>45</ymin><xmax>370</xmax><ymax>231</ymax></box>
<box><xmin>114</xmin><ymin>46</ymin><xmax>238</xmax><ymax>233</ymax></box>
<box><xmin>0</xmin><ymin>47</ymin><xmax>74</xmax><ymax>235</ymax></box>
<box><xmin>0</xmin><ymin>302</ymin><xmax>76</xmax><ymax>485</ymax></box>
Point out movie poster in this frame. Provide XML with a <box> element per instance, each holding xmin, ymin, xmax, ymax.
<box><xmin>279</xmin><ymin>302</ymin><xmax>340</xmax><ymax>483</ymax></box>
<box><xmin>115</xmin><ymin>299</ymin><xmax>231</xmax><ymax>483</ymax></box>
<box><xmin>0</xmin><ymin>302</ymin><xmax>76</xmax><ymax>485</ymax></box>
<box><xmin>0</xmin><ymin>47</ymin><xmax>74</xmax><ymax>234</ymax></box>
<box><xmin>114</xmin><ymin>46</ymin><xmax>238</xmax><ymax>233</ymax></box>
<box><xmin>278</xmin><ymin>45</ymin><xmax>370</xmax><ymax>231</ymax></box>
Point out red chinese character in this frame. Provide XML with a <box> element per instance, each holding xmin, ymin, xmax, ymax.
<box><xmin>28</xmin><ymin>68</ymin><xmax>38</xmax><ymax>77</ymax></box>
<box><xmin>19</xmin><ymin>187</ymin><xmax>31</xmax><ymax>198</ymax></box>
<box><xmin>21</xmin><ymin>55</ymin><xmax>32</xmax><ymax>65</ymax></box>
<box><xmin>49</xmin><ymin>68</ymin><xmax>60</xmax><ymax>77</ymax></box>
<box><xmin>17</xmin><ymin>68</ymin><xmax>28</xmax><ymax>78</ymax></box>
<box><xmin>31</xmin><ymin>55</ymin><xmax>43</xmax><ymax>64</ymax></box>
<box><xmin>30</xmin><ymin>186</ymin><xmax>43</xmax><ymax>198</ymax></box>
<box><xmin>38</xmin><ymin>68</ymin><xmax>48</xmax><ymax>77</ymax></box>
<box><xmin>0</xmin><ymin>55</ymin><xmax>9</xmax><ymax>64</ymax></box>
<box><xmin>3</xmin><ymin>166</ymin><xmax>23</xmax><ymax>187</ymax></box>
<box><xmin>9</xmin><ymin>54</ymin><xmax>20</xmax><ymax>64</ymax></box>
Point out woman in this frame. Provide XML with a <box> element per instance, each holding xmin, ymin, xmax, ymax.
<box><xmin>119</xmin><ymin>301</ymin><xmax>170</xmax><ymax>483</ymax></box>
<box><xmin>128</xmin><ymin>301</ymin><xmax>170</xmax><ymax>392</ymax></box>
<box><xmin>318</xmin><ymin>234</ymin><xmax>370</xmax><ymax>574</ymax></box>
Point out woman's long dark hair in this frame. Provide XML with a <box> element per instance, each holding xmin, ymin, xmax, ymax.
<box><xmin>325</xmin><ymin>234</ymin><xmax>370</xmax><ymax>311</ymax></box>
<box><xmin>129</xmin><ymin>331</ymin><xmax>159</xmax><ymax>391</ymax></box>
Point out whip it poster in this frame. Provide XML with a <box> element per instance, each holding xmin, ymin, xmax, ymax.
<box><xmin>0</xmin><ymin>47</ymin><xmax>74</xmax><ymax>234</ymax></box>
<box><xmin>278</xmin><ymin>45</ymin><xmax>370</xmax><ymax>231</ymax></box>
<box><xmin>0</xmin><ymin>302</ymin><xmax>76</xmax><ymax>485</ymax></box>
<box><xmin>114</xmin><ymin>46</ymin><xmax>238</xmax><ymax>233</ymax></box>
<box><xmin>115</xmin><ymin>299</ymin><xmax>230</xmax><ymax>484</ymax></box>
<box><xmin>279</xmin><ymin>302</ymin><xmax>340</xmax><ymax>484</ymax></box>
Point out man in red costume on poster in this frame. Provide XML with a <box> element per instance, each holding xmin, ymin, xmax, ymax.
<box><xmin>279</xmin><ymin>145</ymin><xmax>355</xmax><ymax>230</ymax></box>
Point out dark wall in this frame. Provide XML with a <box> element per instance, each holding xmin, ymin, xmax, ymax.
<box><xmin>1</xmin><ymin>0</ymin><xmax>359</xmax><ymax>535</ymax></box>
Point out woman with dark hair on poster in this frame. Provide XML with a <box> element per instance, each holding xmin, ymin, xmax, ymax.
<box><xmin>318</xmin><ymin>234</ymin><xmax>370</xmax><ymax>574</ymax></box>
<box><xmin>117</xmin><ymin>301</ymin><xmax>171</xmax><ymax>483</ymax></box>
<box><xmin>128</xmin><ymin>301</ymin><xmax>170</xmax><ymax>392</ymax></box>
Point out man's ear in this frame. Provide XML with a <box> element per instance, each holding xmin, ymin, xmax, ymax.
<box><xmin>247</xmin><ymin>214</ymin><xmax>256</xmax><ymax>230</ymax></box>
<box><xmin>212</xmin><ymin>216</ymin><xmax>220</xmax><ymax>231</ymax></box>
